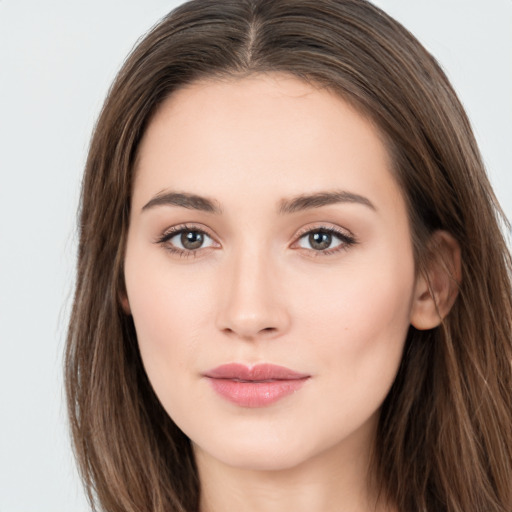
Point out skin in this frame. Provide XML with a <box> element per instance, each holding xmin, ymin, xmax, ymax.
<box><xmin>123</xmin><ymin>73</ymin><xmax>442</xmax><ymax>512</ymax></box>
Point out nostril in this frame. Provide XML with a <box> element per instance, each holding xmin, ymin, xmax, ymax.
<box><xmin>221</xmin><ymin>325</ymin><xmax>278</xmax><ymax>339</ymax></box>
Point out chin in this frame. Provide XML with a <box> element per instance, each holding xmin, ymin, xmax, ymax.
<box><xmin>192</xmin><ymin>426</ymin><xmax>333</xmax><ymax>473</ymax></box>
<box><xmin>208</xmin><ymin>447</ymin><xmax>311</xmax><ymax>472</ymax></box>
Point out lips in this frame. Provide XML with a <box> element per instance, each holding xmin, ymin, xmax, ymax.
<box><xmin>204</xmin><ymin>363</ymin><xmax>310</xmax><ymax>407</ymax></box>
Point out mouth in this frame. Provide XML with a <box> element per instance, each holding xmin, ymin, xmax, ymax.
<box><xmin>203</xmin><ymin>363</ymin><xmax>310</xmax><ymax>407</ymax></box>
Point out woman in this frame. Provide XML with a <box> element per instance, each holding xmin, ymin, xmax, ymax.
<box><xmin>65</xmin><ymin>1</ymin><xmax>512</xmax><ymax>511</ymax></box>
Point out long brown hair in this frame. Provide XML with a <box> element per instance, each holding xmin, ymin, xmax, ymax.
<box><xmin>65</xmin><ymin>1</ymin><xmax>512</xmax><ymax>511</ymax></box>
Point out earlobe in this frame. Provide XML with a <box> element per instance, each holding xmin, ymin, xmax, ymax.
<box><xmin>410</xmin><ymin>231</ymin><xmax>461</xmax><ymax>330</ymax></box>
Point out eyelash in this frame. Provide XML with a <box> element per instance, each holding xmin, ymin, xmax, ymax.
<box><xmin>155</xmin><ymin>224</ymin><xmax>217</xmax><ymax>258</ymax></box>
<box><xmin>155</xmin><ymin>223</ymin><xmax>357</xmax><ymax>258</ymax></box>
<box><xmin>293</xmin><ymin>225</ymin><xmax>357</xmax><ymax>257</ymax></box>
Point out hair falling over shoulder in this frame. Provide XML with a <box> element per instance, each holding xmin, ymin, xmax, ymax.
<box><xmin>65</xmin><ymin>1</ymin><xmax>512</xmax><ymax>511</ymax></box>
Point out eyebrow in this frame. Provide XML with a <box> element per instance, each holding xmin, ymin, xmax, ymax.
<box><xmin>142</xmin><ymin>191</ymin><xmax>222</xmax><ymax>214</ymax></box>
<box><xmin>141</xmin><ymin>189</ymin><xmax>375</xmax><ymax>215</ymax></box>
<box><xmin>278</xmin><ymin>190</ymin><xmax>376</xmax><ymax>214</ymax></box>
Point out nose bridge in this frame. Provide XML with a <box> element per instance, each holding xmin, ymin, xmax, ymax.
<box><xmin>216</xmin><ymin>240</ymin><xmax>289</xmax><ymax>339</ymax></box>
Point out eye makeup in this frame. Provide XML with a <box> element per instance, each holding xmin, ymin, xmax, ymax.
<box><xmin>154</xmin><ymin>222</ymin><xmax>358</xmax><ymax>259</ymax></box>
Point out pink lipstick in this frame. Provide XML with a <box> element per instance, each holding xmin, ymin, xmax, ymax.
<box><xmin>204</xmin><ymin>363</ymin><xmax>309</xmax><ymax>407</ymax></box>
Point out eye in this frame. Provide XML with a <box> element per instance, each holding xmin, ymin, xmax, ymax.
<box><xmin>296</xmin><ymin>227</ymin><xmax>356</xmax><ymax>253</ymax></box>
<box><xmin>157</xmin><ymin>225</ymin><xmax>217</xmax><ymax>255</ymax></box>
<box><xmin>171</xmin><ymin>230</ymin><xmax>213</xmax><ymax>250</ymax></box>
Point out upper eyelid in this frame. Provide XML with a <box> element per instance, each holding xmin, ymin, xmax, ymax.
<box><xmin>158</xmin><ymin>223</ymin><xmax>216</xmax><ymax>240</ymax></box>
<box><xmin>293</xmin><ymin>223</ymin><xmax>355</xmax><ymax>240</ymax></box>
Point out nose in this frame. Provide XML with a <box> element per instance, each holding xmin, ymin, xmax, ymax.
<box><xmin>215</xmin><ymin>247</ymin><xmax>291</xmax><ymax>340</ymax></box>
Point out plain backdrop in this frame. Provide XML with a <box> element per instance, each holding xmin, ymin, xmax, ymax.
<box><xmin>0</xmin><ymin>1</ymin><xmax>511</xmax><ymax>510</ymax></box>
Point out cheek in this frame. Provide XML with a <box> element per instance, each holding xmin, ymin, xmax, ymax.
<box><xmin>279</xmin><ymin>258</ymin><xmax>414</xmax><ymax>449</ymax></box>
<box><xmin>298</xmin><ymin>257</ymin><xmax>412</xmax><ymax>324</ymax></box>
<box><xmin>123</xmin><ymin>250</ymin><xmax>214</xmax><ymax>403</ymax></box>
<box><xmin>292</xmin><ymin>252</ymin><xmax>415</xmax><ymax>389</ymax></box>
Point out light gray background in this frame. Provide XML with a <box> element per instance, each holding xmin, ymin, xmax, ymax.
<box><xmin>1</xmin><ymin>1</ymin><xmax>510</xmax><ymax>511</ymax></box>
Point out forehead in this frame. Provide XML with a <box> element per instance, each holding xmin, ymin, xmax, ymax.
<box><xmin>133</xmin><ymin>73</ymin><xmax>404</xmax><ymax>215</ymax></box>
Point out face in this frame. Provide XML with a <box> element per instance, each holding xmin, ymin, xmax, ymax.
<box><xmin>124</xmin><ymin>74</ymin><xmax>420</xmax><ymax>472</ymax></box>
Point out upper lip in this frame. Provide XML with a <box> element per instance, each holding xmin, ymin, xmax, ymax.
<box><xmin>204</xmin><ymin>363</ymin><xmax>309</xmax><ymax>381</ymax></box>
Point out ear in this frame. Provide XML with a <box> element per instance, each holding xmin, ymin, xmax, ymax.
<box><xmin>119</xmin><ymin>293</ymin><xmax>131</xmax><ymax>315</ymax></box>
<box><xmin>410</xmin><ymin>230</ymin><xmax>461</xmax><ymax>330</ymax></box>
<box><xmin>118</xmin><ymin>282</ymin><xmax>132</xmax><ymax>315</ymax></box>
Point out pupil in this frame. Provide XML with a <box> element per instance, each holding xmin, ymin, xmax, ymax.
<box><xmin>181</xmin><ymin>231</ymin><xmax>204</xmax><ymax>250</ymax></box>
<box><xmin>309</xmin><ymin>231</ymin><xmax>331</xmax><ymax>250</ymax></box>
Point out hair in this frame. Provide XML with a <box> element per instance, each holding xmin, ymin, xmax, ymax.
<box><xmin>65</xmin><ymin>1</ymin><xmax>512</xmax><ymax>511</ymax></box>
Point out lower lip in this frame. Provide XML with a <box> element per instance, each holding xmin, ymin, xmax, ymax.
<box><xmin>207</xmin><ymin>378</ymin><xmax>308</xmax><ymax>407</ymax></box>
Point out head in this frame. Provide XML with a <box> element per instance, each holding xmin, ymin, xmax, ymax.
<box><xmin>66</xmin><ymin>1</ymin><xmax>512</xmax><ymax>512</ymax></box>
